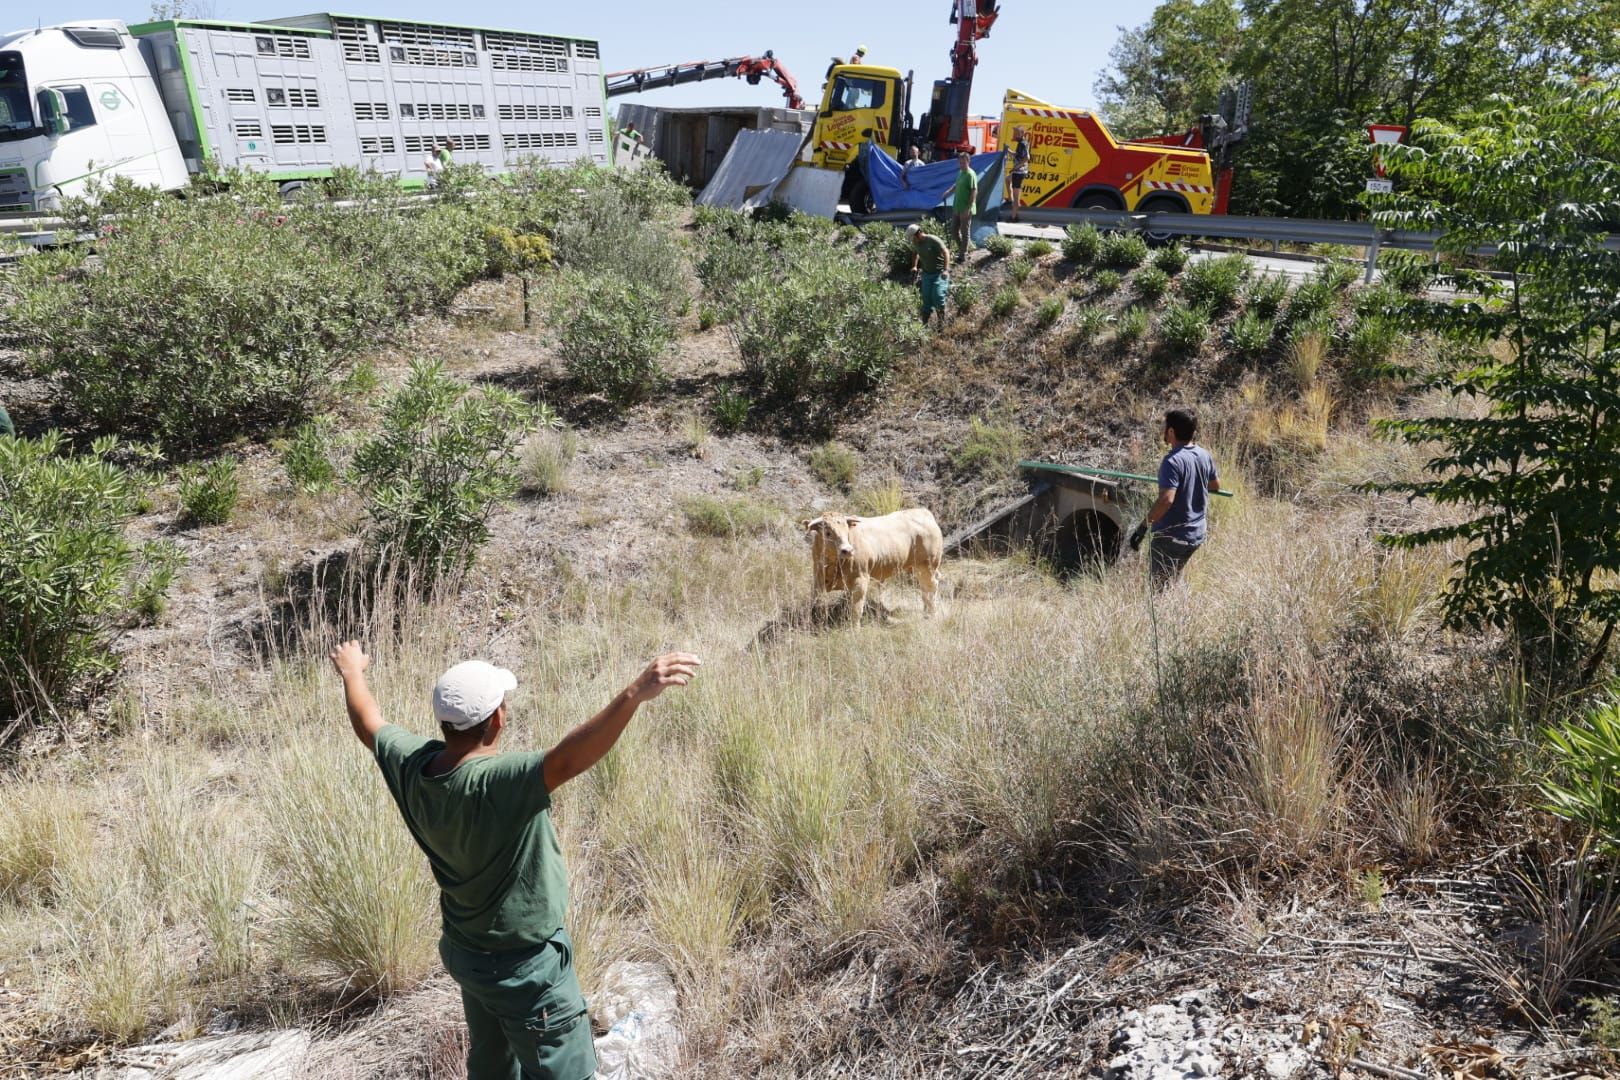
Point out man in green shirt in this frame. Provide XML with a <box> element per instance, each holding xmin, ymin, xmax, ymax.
<box><xmin>951</xmin><ymin>151</ymin><xmax>978</xmax><ymax>258</ymax></box>
<box><xmin>0</xmin><ymin>402</ymin><xmax>13</xmax><ymax>438</ymax></box>
<box><xmin>330</xmin><ymin>640</ymin><xmax>702</xmax><ymax>1080</ymax></box>
<box><xmin>906</xmin><ymin>223</ymin><xmax>951</xmax><ymax>325</ymax></box>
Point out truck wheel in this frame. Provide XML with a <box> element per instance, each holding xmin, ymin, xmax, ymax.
<box><xmin>841</xmin><ymin>169</ymin><xmax>876</xmax><ymax>216</ymax></box>
<box><xmin>1137</xmin><ymin>195</ymin><xmax>1185</xmax><ymax>245</ymax></box>
<box><xmin>278</xmin><ymin>180</ymin><xmax>307</xmax><ymax>203</ymax></box>
<box><xmin>1072</xmin><ymin>190</ymin><xmax>1123</xmax><ymax>212</ymax></box>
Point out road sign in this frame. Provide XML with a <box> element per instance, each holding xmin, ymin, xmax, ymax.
<box><xmin>1366</xmin><ymin>178</ymin><xmax>1393</xmax><ymax>194</ymax></box>
<box><xmin>1367</xmin><ymin>124</ymin><xmax>1407</xmax><ymax>178</ymax></box>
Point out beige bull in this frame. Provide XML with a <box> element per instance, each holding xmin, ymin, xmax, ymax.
<box><xmin>801</xmin><ymin>508</ymin><xmax>943</xmax><ymax>625</ymax></box>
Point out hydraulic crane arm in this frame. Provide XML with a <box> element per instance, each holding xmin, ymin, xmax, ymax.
<box><xmin>923</xmin><ymin>1</ymin><xmax>1000</xmax><ymax>154</ymax></box>
<box><xmin>605</xmin><ymin>52</ymin><xmax>804</xmax><ymax>110</ymax></box>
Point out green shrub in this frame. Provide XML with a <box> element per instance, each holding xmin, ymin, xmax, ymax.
<box><xmin>1285</xmin><ymin>280</ymin><xmax>1337</xmax><ymax>328</ymax></box>
<box><xmin>1246</xmin><ymin>274</ymin><xmax>1291</xmax><ymax>320</ymax></box>
<box><xmin>680</xmin><ymin>496</ymin><xmax>780</xmax><ymax>538</ymax></box>
<box><xmin>809</xmin><ymin>442</ymin><xmax>860</xmax><ymax>490</ymax></box>
<box><xmin>1315</xmin><ymin>258</ymin><xmax>1360</xmax><ymax>292</ymax></box>
<box><xmin>952</xmin><ymin>418</ymin><xmax>1026</xmax><ymax>477</ymax></box>
<box><xmin>1179</xmin><ymin>254</ymin><xmax>1249</xmax><ymax>313</ymax></box>
<box><xmin>1347</xmin><ymin>314</ymin><xmax>1400</xmax><ymax>370</ymax></box>
<box><xmin>698</xmin><ymin>307</ymin><xmax>718</xmax><ymax>331</ymax></box>
<box><xmin>730</xmin><ymin>255</ymin><xmax>923</xmax><ymax>415</ymax></box>
<box><xmin>1034</xmin><ymin>297</ymin><xmax>1065</xmax><ymax>329</ymax></box>
<box><xmin>1228</xmin><ymin>310</ymin><xmax>1276</xmax><ymax>359</ymax></box>
<box><xmin>1071</xmin><ymin>305</ymin><xmax>1110</xmax><ymax>347</ymax></box>
<box><xmin>1353</xmin><ymin>282</ymin><xmax>1403</xmax><ymax>320</ymax></box>
<box><xmin>132</xmin><ymin>542</ymin><xmax>185</xmax><ymax>624</ymax></box>
<box><xmin>1093</xmin><ymin>269</ymin><xmax>1123</xmax><ymax>294</ymax></box>
<box><xmin>1115</xmin><ymin>306</ymin><xmax>1150</xmax><ymax>347</ymax></box>
<box><xmin>1062</xmin><ymin>224</ymin><xmax>1102</xmax><ymax>264</ymax></box>
<box><xmin>352</xmin><ymin>360</ymin><xmax>535</xmax><ymax>577</ymax></box>
<box><xmin>1025</xmin><ymin>238</ymin><xmax>1055</xmax><ymax>259</ymax></box>
<box><xmin>551</xmin><ymin>271</ymin><xmax>673</xmax><ymax>406</ymax></box>
<box><xmin>281</xmin><ymin>417</ymin><xmax>337</xmax><ymax>493</ymax></box>
<box><xmin>16</xmin><ymin>184</ymin><xmax>385</xmax><ymax>448</ymax></box>
<box><xmin>1544</xmin><ymin>696</ymin><xmax>1620</xmax><ymax>849</ymax></box>
<box><xmin>178</xmin><ymin>458</ymin><xmax>239</xmax><ymax>527</ymax></box>
<box><xmin>712</xmin><ymin>382</ymin><xmax>752</xmax><ymax>434</ymax></box>
<box><xmin>1152</xmin><ymin>244</ymin><xmax>1190</xmax><ymax>275</ymax></box>
<box><xmin>1159</xmin><ymin>302</ymin><xmax>1211</xmax><ymax>357</ymax></box>
<box><xmin>1133</xmin><ymin>266</ymin><xmax>1172</xmax><ymax>304</ymax></box>
<box><xmin>1380</xmin><ymin>251</ymin><xmax>1435</xmax><ymax>294</ymax></box>
<box><xmin>0</xmin><ymin>434</ymin><xmax>169</xmax><ymax>732</ymax></box>
<box><xmin>990</xmin><ymin>284</ymin><xmax>1022</xmax><ymax>318</ymax></box>
<box><xmin>984</xmin><ymin>234</ymin><xmax>1015</xmax><ymax>258</ymax></box>
<box><xmin>1098</xmin><ymin>232</ymin><xmax>1150</xmax><ymax>269</ymax></box>
<box><xmin>950</xmin><ymin>277</ymin><xmax>981</xmax><ymax>314</ymax></box>
<box><xmin>548</xmin><ymin>173</ymin><xmax>688</xmax><ymax>302</ymax></box>
<box><xmin>1008</xmin><ymin>255</ymin><xmax>1035</xmax><ymax>284</ymax></box>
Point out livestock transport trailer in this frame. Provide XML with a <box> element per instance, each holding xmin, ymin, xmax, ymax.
<box><xmin>0</xmin><ymin>13</ymin><xmax>607</xmax><ymax>211</ymax></box>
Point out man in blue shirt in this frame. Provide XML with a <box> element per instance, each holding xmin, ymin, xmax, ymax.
<box><xmin>1129</xmin><ymin>408</ymin><xmax>1220</xmax><ymax>587</ymax></box>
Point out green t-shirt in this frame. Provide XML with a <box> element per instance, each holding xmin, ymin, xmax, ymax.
<box><xmin>0</xmin><ymin>404</ymin><xmax>13</xmax><ymax>438</ymax></box>
<box><xmin>373</xmin><ymin>724</ymin><xmax>568</xmax><ymax>952</ymax></box>
<box><xmin>914</xmin><ymin>233</ymin><xmax>949</xmax><ymax>274</ymax></box>
<box><xmin>953</xmin><ymin>167</ymin><xmax>978</xmax><ymax>213</ymax></box>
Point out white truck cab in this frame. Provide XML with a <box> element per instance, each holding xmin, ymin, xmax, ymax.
<box><xmin>0</xmin><ymin>21</ymin><xmax>189</xmax><ymax>212</ymax></box>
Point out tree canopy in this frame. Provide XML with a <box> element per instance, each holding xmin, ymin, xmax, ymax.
<box><xmin>1095</xmin><ymin>0</ymin><xmax>1620</xmax><ymax>217</ymax></box>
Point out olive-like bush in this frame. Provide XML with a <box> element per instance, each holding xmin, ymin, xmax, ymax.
<box><xmin>352</xmin><ymin>360</ymin><xmax>535</xmax><ymax>578</ymax></box>
<box><xmin>1133</xmin><ymin>266</ymin><xmax>1172</xmax><ymax>304</ymax></box>
<box><xmin>1151</xmin><ymin>244</ymin><xmax>1190</xmax><ymax>275</ymax></box>
<box><xmin>730</xmin><ymin>255</ymin><xmax>923</xmax><ymax>419</ymax></box>
<box><xmin>1062</xmin><ymin>224</ymin><xmax>1102</xmax><ymax>264</ymax></box>
<box><xmin>178</xmin><ymin>458</ymin><xmax>240</xmax><ymax>527</ymax></box>
<box><xmin>0</xmin><ymin>434</ymin><xmax>173</xmax><ymax>733</ymax></box>
<box><xmin>1179</xmin><ymin>254</ymin><xmax>1250</xmax><ymax>313</ymax></box>
<box><xmin>1159</xmin><ymin>302</ymin><xmax>1212</xmax><ymax>357</ymax></box>
<box><xmin>1098</xmin><ymin>232</ymin><xmax>1150</xmax><ymax>269</ymax></box>
<box><xmin>551</xmin><ymin>271</ymin><xmax>674</xmax><ymax>406</ymax></box>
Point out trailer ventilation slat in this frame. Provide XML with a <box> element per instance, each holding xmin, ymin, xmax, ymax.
<box><xmin>497</xmin><ymin>104</ymin><xmax>572</xmax><ymax>121</ymax></box>
<box><xmin>574</xmin><ymin>42</ymin><xmax>599</xmax><ymax>60</ymax></box>
<box><xmin>483</xmin><ymin>31</ymin><xmax>569</xmax><ymax>56</ymax></box>
<box><xmin>378</xmin><ymin>21</ymin><xmax>476</xmax><ymax>50</ymax></box>
<box><xmin>267</xmin><ymin>87</ymin><xmax>319</xmax><ymax>108</ymax></box>
<box><xmin>584</xmin><ymin>106</ymin><xmax>602</xmax><ymax>118</ymax></box>
<box><xmin>353</xmin><ymin>102</ymin><xmax>390</xmax><ymax>121</ymax></box>
<box><xmin>491</xmin><ymin>53</ymin><xmax>567</xmax><ymax>73</ymax></box>
<box><xmin>331</xmin><ymin>19</ymin><xmax>371</xmax><ymax>43</ymax></box>
<box><xmin>342</xmin><ymin>42</ymin><xmax>382</xmax><ymax>64</ymax></box>
<box><xmin>271</xmin><ymin>124</ymin><xmax>327</xmax><ymax>145</ymax></box>
<box><xmin>405</xmin><ymin>102</ymin><xmax>485</xmax><ymax>121</ymax></box>
<box><xmin>503</xmin><ymin>131</ymin><xmax>579</xmax><ymax>150</ymax></box>
<box><xmin>235</xmin><ymin>122</ymin><xmax>263</xmax><ymax>139</ymax></box>
<box><xmin>225</xmin><ymin>88</ymin><xmax>256</xmax><ymax>103</ymax></box>
<box><xmin>256</xmin><ymin>36</ymin><xmax>312</xmax><ymax>60</ymax></box>
<box><xmin>360</xmin><ymin>136</ymin><xmax>396</xmax><ymax>154</ymax></box>
<box><xmin>387</xmin><ymin>45</ymin><xmax>478</xmax><ymax>68</ymax></box>
<box><xmin>404</xmin><ymin>134</ymin><xmax>492</xmax><ymax>153</ymax></box>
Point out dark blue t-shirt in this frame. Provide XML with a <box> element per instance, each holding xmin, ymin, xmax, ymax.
<box><xmin>1154</xmin><ymin>443</ymin><xmax>1218</xmax><ymax>545</ymax></box>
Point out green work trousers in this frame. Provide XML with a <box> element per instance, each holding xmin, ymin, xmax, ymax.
<box><xmin>439</xmin><ymin>928</ymin><xmax>597</xmax><ymax>1080</ymax></box>
<box><xmin>919</xmin><ymin>271</ymin><xmax>949</xmax><ymax>320</ymax></box>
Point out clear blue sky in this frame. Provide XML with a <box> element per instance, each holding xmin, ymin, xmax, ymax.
<box><xmin>53</xmin><ymin>0</ymin><xmax>1159</xmax><ymax>113</ymax></box>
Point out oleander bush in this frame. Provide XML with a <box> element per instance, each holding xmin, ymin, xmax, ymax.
<box><xmin>1160</xmin><ymin>302</ymin><xmax>1212</xmax><ymax>357</ymax></box>
<box><xmin>177</xmin><ymin>458</ymin><xmax>239</xmax><ymax>528</ymax></box>
<box><xmin>551</xmin><ymin>271</ymin><xmax>675</xmax><ymax>406</ymax></box>
<box><xmin>1179</xmin><ymin>254</ymin><xmax>1250</xmax><ymax>313</ymax></box>
<box><xmin>0</xmin><ymin>434</ymin><xmax>171</xmax><ymax>734</ymax></box>
<box><xmin>1062</xmin><ymin>224</ymin><xmax>1103</xmax><ymax>264</ymax></box>
<box><xmin>352</xmin><ymin>360</ymin><xmax>535</xmax><ymax>577</ymax></box>
<box><xmin>1098</xmin><ymin>232</ymin><xmax>1150</xmax><ymax>269</ymax></box>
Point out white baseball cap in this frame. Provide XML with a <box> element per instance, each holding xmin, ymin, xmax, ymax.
<box><xmin>906</xmin><ymin>223</ymin><xmax>922</xmax><ymax>238</ymax></box>
<box><xmin>432</xmin><ymin>661</ymin><xmax>517</xmax><ymax>731</ymax></box>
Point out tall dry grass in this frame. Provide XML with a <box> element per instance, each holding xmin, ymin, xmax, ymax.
<box><xmin>0</xmin><ymin>420</ymin><xmax>1496</xmax><ymax>1051</ymax></box>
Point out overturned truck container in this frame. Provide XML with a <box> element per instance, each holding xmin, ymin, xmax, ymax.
<box><xmin>945</xmin><ymin>461</ymin><xmax>1130</xmax><ymax>571</ymax></box>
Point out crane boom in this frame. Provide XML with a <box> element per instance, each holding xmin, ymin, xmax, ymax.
<box><xmin>605</xmin><ymin>52</ymin><xmax>804</xmax><ymax>110</ymax></box>
<box><xmin>923</xmin><ymin>0</ymin><xmax>1000</xmax><ymax>153</ymax></box>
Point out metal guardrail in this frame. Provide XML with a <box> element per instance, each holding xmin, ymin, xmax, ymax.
<box><xmin>852</xmin><ymin>206</ymin><xmax>1620</xmax><ymax>282</ymax></box>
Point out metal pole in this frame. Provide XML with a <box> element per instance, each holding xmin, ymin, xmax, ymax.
<box><xmin>1364</xmin><ymin>236</ymin><xmax>1380</xmax><ymax>284</ymax></box>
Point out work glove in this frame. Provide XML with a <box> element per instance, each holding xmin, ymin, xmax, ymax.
<box><xmin>1128</xmin><ymin>521</ymin><xmax>1148</xmax><ymax>552</ymax></box>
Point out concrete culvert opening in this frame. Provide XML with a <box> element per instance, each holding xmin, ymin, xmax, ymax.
<box><xmin>944</xmin><ymin>462</ymin><xmax>1128</xmax><ymax>575</ymax></box>
<box><xmin>1051</xmin><ymin>509</ymin><xmax>1122</xmax><ymax>572</ymax></box>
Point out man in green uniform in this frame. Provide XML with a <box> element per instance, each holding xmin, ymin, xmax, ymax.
<box><xmin>906</xmin><ymin>223</ymin><xmax>951</xmax><ymax>325</ymax></box>
<box><xmin>951</xmin><ymin>151</ymin><xmax>978</xmax><ymax>258</ymax></box>
<box><xmin>329</xmin><ymin>640</ymin><xmax>702</xmax><ymax>1080</ymax></box>
<box><xmin>0</xmin><ymin>402</ymin><xmax>13</xmax><ymax>438</ymax></box>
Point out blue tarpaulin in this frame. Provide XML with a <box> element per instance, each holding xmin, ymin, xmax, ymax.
<box><xmin>860</xmin><ymin>141</ymin><xmax>1004</xmax><ymax>213</ymax></box>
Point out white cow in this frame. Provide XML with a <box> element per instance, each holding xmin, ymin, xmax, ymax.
<box><xmin>801</xmin><ymin>508</ymin><xmax>944</xmax><ymax>625</ymax></box>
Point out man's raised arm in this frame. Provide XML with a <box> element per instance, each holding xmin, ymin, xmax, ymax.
<box><xmin>542</xmin><ymin>652</ymin><xmax>701</xmax><ymax>793</ymax></box>
<box><xmin>330</xmin><ymin>640</ymin><xmax>386</xmax><ymax>752</ymax></box>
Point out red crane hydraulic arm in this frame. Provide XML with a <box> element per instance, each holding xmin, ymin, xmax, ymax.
<box><xmin>924</xmin><ymin>0</ymin><xmax>1000</xmax><ymax>154</ymax></box>
<box><xmin>604</xmin><ymin>52</ymin><xmax>805</xmax><ymax>110</ymax></box>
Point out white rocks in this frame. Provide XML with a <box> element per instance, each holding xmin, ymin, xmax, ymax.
<box><xmin>1099</xmin><ymin>987</ymin><xmax>1312</xmax><ymax>1079</ymax></box>
<box><xmin>77</xmin><ymin>1029</ymin><xmax>310</xmax><ymax>1080</ymax></box>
